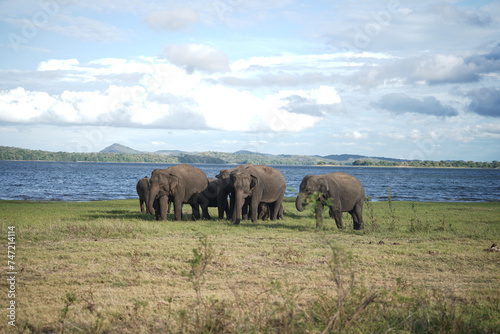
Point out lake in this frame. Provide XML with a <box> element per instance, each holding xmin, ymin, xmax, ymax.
<box><xmin>1</xmin><ymin>161</ymin><xmax>499</xmax><ymax>202</ymax></box>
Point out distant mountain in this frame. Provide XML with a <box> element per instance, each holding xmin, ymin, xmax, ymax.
<box><xmin>321</xmin><ymin>154</ymin><xmax>409</xmax><ymax>162</ymax></box>
<box><xmin>233</xmin><ymin>150</ymin><xmax>268</xmax><ymax>155</ymax></box>
<box><xmin>100</xmin><ymin>143</ymin><xmax>142</xmax><ymax>154</ymax></box>
<box><xmin>320</xmin><ymin>154</ymin><xmax>367</xmax><ymax>161</ymax></box>
<box><xmin>155</xmin><ymin>150</ymin><xmax>187</xmax><ymax>155</ymax></box>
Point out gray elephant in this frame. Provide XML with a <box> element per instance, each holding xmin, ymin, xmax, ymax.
<box><xmin>295</xmin><ymin>172</ymin><xmax>365</xmax><ymax>230</ymax></box>
<box><xmin>197</xmin><ymin>178</ymin><xmax>229</xmax><ymax>220</ymax></box>
<box><xmin>216</xmin><ymin>164</ymin><xmax>253</xmax><ymax>219</ymax></box>
<box><xmin>148</xmin><ymin>164</ymin><xmax>208</xmax><ymax>221</ymax></box>
<box><xmin>136</xmin><ymin>176</ymin><xmax>151</xmax><ymax>214</ymax></box>
<box><xmin>230</xmin><ymin>165</ymin><xmax>286</xmax><ymax>225</ymax></box>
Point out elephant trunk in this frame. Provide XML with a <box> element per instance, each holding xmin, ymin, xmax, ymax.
<box><xmin>295</xmin><ymin>193</ymin><xmax>306</xmax><ymax>212</ymax></box>
<box><xmin>233</xmin><ymin>190</ymin><xmax>244</xmax><ymax>225</ymax></box>
<box><xmin>148</xmin><ymin>183</ymin><xmax>160</xmax><ymax>215</ymax></box>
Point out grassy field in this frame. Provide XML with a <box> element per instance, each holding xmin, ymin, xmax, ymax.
<box><xmin>1</xmin><ymin>198</ymin><xmax>499</xmax><ymax>333</ymax></box>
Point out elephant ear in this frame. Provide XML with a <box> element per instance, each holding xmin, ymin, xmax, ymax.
<box><xmin>229</xmin><ymin>172</ymin><xmax>237</xmax><ymax>184</ymax></box>
<box><xmin>318</xmin><ymin>178</ymin><xmax>329</xmax><ymax>195</ymax></box>
<box><xmin>250</xmin><ymin>175</ymin><xmax>258</xmax><ymax>190</ymax></box>
<box><xmin>168</xmin><ymin>174</ymin><xmax>180</xmax><ymax>193</ymax></box>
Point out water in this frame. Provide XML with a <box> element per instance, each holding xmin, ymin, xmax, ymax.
<box><xmin>0</xmin><ymin>161</ymin><xmax>499</xmax><ymax>202</ymax></box>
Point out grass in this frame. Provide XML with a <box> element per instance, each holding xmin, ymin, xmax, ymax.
<box><xmin>0</xmin><ymin>198</ymin><xmax>499</xmax><ymax>333</ymax></box>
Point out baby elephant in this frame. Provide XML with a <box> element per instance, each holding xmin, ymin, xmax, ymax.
<box><xmin>136</xmin><ymin>176</ymin><xmax>151</xmax><ymax>214</ymax></box>
<box><xmin>258</xmin><ymin>202</ymin><xmax>284</xmax><ymax>221</ymax></box>
<box><xmin>295</xmin><ymin>172</ymin><xmax>365</xmax><ymax>230</ymax></box>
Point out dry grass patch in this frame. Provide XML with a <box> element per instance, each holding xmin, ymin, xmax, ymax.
<box><xmin>0</xmin><ymin>199</ymin><xmax>499</xmax><ymax>333</ymax></box>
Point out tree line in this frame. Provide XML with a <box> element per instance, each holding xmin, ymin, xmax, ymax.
<box><xmin>0</xmin><ymin>146</ymin><xmax>335</xmax><ymax>165</ymax></box>
<box><xmin>352</xmin><ymin>159</ymin><xmax>500</xmax><ymax>169</ymax></box>
<box><xmin>0</xmin><ymin>146</ymin><xmax>497</xmax><ymax>168</ymax></box>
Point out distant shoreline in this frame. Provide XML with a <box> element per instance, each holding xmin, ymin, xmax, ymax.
<box><xmin>0</xmin><ymin>159</ymin><xmax>498</xmax><ymax>170</ymax></box>
<box><xmin>1</xmin><ymin>145</ymin><xmax>498</xmax><ymax>169</ymax></box>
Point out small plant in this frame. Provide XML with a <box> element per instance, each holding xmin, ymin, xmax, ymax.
<box><xmin>386</xmin><ymin>187</ymin><xmax>397</xmax><ymax>230</ymax></box>
<box><xmin>181</xmin><ymin>234</ymin><xmax>219</xmax><ymax>332</ymax></box>
<box><xmin>409</xmin><ymin>201</ymin><xmax>423</xmax><ymax>232</ymax></box>
<box><xmin>182</xmin><ymin>234</ymin><xmax>214</xmax><ymax>303</ymax></box>
<box><xmin>303</xmin><ymin>191</ymin><xmax>333</xmax><ymax>229</ymax></box>
<box><xmin>315</xmin><ymin>242</ymin><xmax>379</xmax><ymax>333</ymax></box>
<box><xmin>364</xmin><ymin>195</ymin><xmax>378</xmax><ymax>231</ymax></box>
<box><xmin>59</xmin><ymin>292</ymin><xmax>77</xmax><ymax>332</ymax></box>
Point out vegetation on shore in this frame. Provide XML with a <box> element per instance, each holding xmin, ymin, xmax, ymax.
<box><xmin>1</xmin><ymin>198</ymin><xmax>499</xmax><ymax>333</ymax></box>
<box><xmin>1</xmin><ymin>145</ymin><xmax>498</xmax><ymax>167</ymax></box>
<box><xmin>352</xmin><ymin>158</ymin><xmax>500</xmax><ymax>169</ymax></box>
<box><xmin>0</xmin><ymin>146</ymin><xmax>334</xmax><ymax>165</ymax></box>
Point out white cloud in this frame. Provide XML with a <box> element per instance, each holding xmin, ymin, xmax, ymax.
<box><xmin>37</xmin><ymin>59</ymin><xmax>80</xmax><ymax>71</ymax></box>
<box><xmin>144</xmin><ymin>7</ymin><xmax>199</xmax><ymax>31</ymax></box>
<box><xmin>412</xmin><ymin>54</ymin><xmax>477</xmax><ymax>84</ymax></box>
<box><xmin>0</xmin><ymin>56</ymin><xmax>341</xmax><ymax>133</ymax></box>
<box><xmin>0</xmin><ymin>87</ymin><xmax>54</xmax><ymax>122</ymax></box>
<box><xmin>163</xmin><ymin>44</ymin><xmax>230</xmax><ymax>73</ymax></box>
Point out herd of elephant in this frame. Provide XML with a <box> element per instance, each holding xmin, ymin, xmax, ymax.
<box><xmin>136</xmin><ymin>163</ymin><xmax>366</xmax><ymax>230</ymax></box>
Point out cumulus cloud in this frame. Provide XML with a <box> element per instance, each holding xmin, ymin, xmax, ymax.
<box><xmin>373</xmin><ymin>93</ymin><xmax>458</xmax><ymax>117</ymax></box>
<box><xmin>280</xmin><ymin>86</ymin><xmax>342</xmax><ymax>117</ymax></box>
<box><xmin>466</xmin><ymin>87</ymin><xmax>500</xmax><ymax>118</ymax></box>
<box><xmin>412</xmin><ymin>54</ymin><xmax>478</xmax><ymax>84</ymax></box>
<box><xmin>163</xmin><ymin>44</ymin><xmax>230</xmax><ymax>73</ymax></box>
<box><xmin>0</xmin><ymin>57</ymin><xmax>338</xmax><ymax>133</ymax></box>
<box><xmin>348</xmin><ymin>43</ymin><xmax>500</xmax><ymax>88</ymax></box>
<box><xmin>144</xmin><ymin>8</ymin><xmax>199</xmax><ymax>31</ymax></box>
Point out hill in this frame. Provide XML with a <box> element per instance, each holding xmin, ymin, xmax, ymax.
<box><xmin>155</xmin><ymin>149</ymin><xmax>187</xmax><ymax>155</ymax></box>
<box><xmin>100</xmin><ymin>143</ymin><xmax>142</xmax><ymax>154</ymax></box>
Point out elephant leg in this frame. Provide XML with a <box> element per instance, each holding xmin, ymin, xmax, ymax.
<box><xmin>201</xmin><ymin>202</ymin><xmax>211</xmax><ymax>220</ymax></box>
<box><xmin>140</xmin><ymin>199</ymin><xmax>145</xmax><ymax>214</ymax></box>
<box><xmin>271</xmin><ymin>201</ymin><xmax>281</xmax><ymax>221</ymax></box>
<box><xmin>242</xmin><ymin>197</ymin><xmax>250</xmax><ymax>221</ymax></box>
<box><xmin>159</xmin><ymin>196</ymin><xmax>169</xmax><ymax>221</ymax></box>
<box><xmin>224</xmin><ymin>203</ymin><xmax>230</xmax><ymax>220</ymax></box>
<box><xmin>217</xmin><ymin>191</ymin><xmax>227</xmax><ymax>219</ymax></box>
<box><xmin>249</xmin><ymin>199</ymin><xmax>259</xmax><ymax>223</ymax></box>
<box><xmin>229</xmin><ymin>192</ymin><xmax>236</xmax><ymax>220</ymax></box>
<box><xmin>353</xmin><ymin>202</ymin><xmax>364</xmax><ymax>230</ymax></box>
<box><xmin>173</xmin><ymin>198</ymin><xmax>183</xmax><ymax>221</ymax></box>
<box><xmin>349</xmin><ymin>209</ymin><xmax>358</xmax><ymax>227</ymax></box>
<box><xmin>332</xmin><ymin>209</ymin><xmax>344</xmax><ymax>229</ymax></box>
<box><xmin>191</xmin><ymin>203</ymin><xmax>201</xmax><ymax>221</ymax></box>
<box><xmin>258</xmin><ymin>203</ymin><xmax>267</xmax><ymax>220</ymax></box>
<box><xmin>328</xmin><ymin>206</ymin><xmax>335</xmax><ymax>218</ymax></box>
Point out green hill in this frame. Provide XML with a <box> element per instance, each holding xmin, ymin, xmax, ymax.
<box><xmin>100</xmin><ymin>143</ymin><xmax>143</xmax><ymax>154</ymax></box>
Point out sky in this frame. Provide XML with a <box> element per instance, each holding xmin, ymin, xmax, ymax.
<box><xmin>0</xmin><ymin>0</ymin><xmax>499</xmax><ymax>161</ymax></box>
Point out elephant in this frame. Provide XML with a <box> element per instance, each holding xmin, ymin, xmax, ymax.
<box><xmin>196</xmin><ymin>178</ymin><xmax>229</xmax><ymax>220</ymax></box>
<box><xmin>295</xmin><ymin>172</ymin><xmax>365</xmax><ymax>230</ymax></box>
<box><xmin>215</xmin><ymin>164</ymin><xmax>254</xmax><ymax>219</ymax></box>
<box><xmin>148</xmin><ymin>164</ymin><xmax>209</xmax><ymax>221</ymax></box>
<box><xmin>136</xmin><ymin>176</ymin><xmax>151</xmax><ymax>214</ymax></box>
<box><xmin>258</xmin><ymin>202</ymin><xmax>284</xmax><ymax>221</ymax></box>
<box><xmin>230</xmin><ymin>165</ymin><xmax>286</xmax><ymax>225</ymax></box>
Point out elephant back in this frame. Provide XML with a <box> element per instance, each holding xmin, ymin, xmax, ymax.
<box><xmin>167</xmin><ymin>164</ymin><xmax>208</xmax><ymax>193</ymax></box>
<box><xmin>330</xmin><ymin>172</ymin><xmax>365</xmax><ymax>199</ymax></box>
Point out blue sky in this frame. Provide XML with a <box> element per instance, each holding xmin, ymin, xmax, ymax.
<box><xmin>0</xmin><ymin>0</ymin><xmax>499</xmax><ymax>161</ymax></box>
